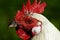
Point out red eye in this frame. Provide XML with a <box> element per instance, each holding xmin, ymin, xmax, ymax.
<box><xmin>25</xmin><ymin>19</ymin><xmax>32</xmax><ymax>24</ymax></box>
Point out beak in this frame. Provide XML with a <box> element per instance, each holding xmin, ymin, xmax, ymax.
<box><xmin>9</xmin><ymin>21</ymin><xmax>17</xmax><ymax>28</ymax></box>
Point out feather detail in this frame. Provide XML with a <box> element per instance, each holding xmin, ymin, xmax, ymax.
<box><xmin>31</xmin><ymin>13</ymin><xmax>60</xmax><ymax>40</ymax></box>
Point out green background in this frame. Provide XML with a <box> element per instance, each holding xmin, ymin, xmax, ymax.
<box><xmin>0</xmin><ymin>0</ymin><xmax>60</xmax><ymax>40</ymax></box>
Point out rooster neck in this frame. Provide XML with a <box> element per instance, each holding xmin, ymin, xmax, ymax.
<box><xmin>31</xmin><ymin>13</ymin><xmax>60</xmax><ymax>40</ymax></box>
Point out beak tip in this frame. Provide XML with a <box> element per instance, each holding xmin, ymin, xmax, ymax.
<box><xmin>8</xmin><ymin>21</ymin><xmax>17</xmax><ymax>28</ymax></box>
<box><xmin>9</xmin><ymin>25</ymin><xmax>14</xmax><ymax>28</ymax></box>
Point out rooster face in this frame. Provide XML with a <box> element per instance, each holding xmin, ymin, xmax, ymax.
<box><xmin>9</xmin><ymin>12</ymin><xmax>43</xmax><ymax>40</ymax></box>
<box><xmin>9</xmin><ymin>0</ymin><xmax>46</xmax><ymax>40</ymax></box>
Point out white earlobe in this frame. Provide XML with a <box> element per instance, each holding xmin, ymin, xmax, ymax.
<box><xmin>32</xmin><ymin>26</ymin><xmax>41</xmax><ymax>35</ymax></box>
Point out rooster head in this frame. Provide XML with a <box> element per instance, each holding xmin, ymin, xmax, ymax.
<box><xmin>9</xmin><ymin>0</ymin><xmax>46</xmax><ymax>40</ymax></box>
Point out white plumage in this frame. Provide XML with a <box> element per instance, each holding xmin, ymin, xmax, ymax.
<box><xmin>31</xmin><ymin>13</ymin><xmax>60</xmax><ymax>40</ymax></box>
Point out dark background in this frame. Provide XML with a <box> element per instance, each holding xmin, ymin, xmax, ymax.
<box><xmin>0</xmin><ymin>0</ymin><xmax>60</xmax><ymax>40</ymax></box>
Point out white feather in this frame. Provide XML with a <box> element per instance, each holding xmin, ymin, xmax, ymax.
<box><xmin>31</xmin><ymin>13</ymin><xmax>60</xmax><ymax>40</ymax></box>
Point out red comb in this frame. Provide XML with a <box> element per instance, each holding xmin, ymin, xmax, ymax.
<box><xmin>15</xmin><ymin>0</ymin><xmax>46</xmax><ymax>21</ymax></box>
<box><xmin>21</xmin><ymin>0</ymin><xmax>46</xmax><ymax>13</ymax></box>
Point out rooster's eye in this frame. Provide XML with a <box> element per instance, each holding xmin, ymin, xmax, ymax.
<box><xmin>25</xmin><ymin>19</ymin><xmax>32</xmax><ymax>24</ymax></box>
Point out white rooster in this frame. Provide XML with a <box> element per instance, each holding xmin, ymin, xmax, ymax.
<box><xmin>9</xmin><ymin>0</ymin><xmax>60</xmax><ymax>40</ymax></box>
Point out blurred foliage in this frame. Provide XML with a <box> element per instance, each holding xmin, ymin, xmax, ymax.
<box><xmin>0</xmin><ymin>0</ymin><xmax>60</xmax><ymax>40</ymax></box>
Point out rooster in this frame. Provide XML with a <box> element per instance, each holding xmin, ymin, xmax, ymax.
<box><xmin>9</xmin><ymin>0</ymin><xmax>60</xmax><ymax>40</ymax></box>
